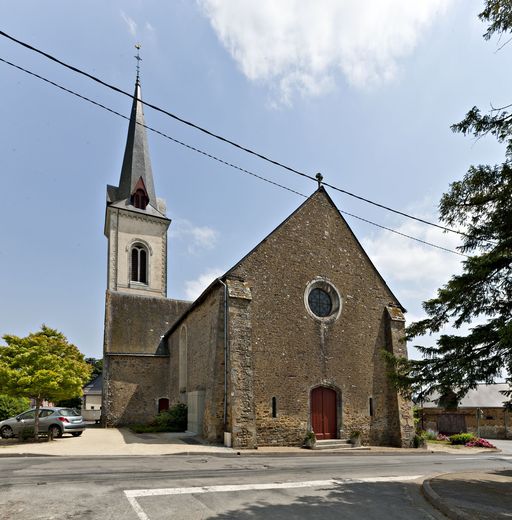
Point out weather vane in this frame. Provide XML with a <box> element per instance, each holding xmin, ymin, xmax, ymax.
<box><xmin>134</xmin><ymin>43</ymin><xmax>142</xmax><ymax>80</ymax></box>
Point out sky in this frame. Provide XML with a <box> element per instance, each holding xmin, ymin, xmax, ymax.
<box><xmin>1</xmin><ymin>0</ymin><xmax>510</xmax><ymax>359</ymax></box>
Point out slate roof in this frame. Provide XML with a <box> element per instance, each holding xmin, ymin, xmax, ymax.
<box><xmin>107</xmin><ymin>78</ymin><xmax>166</xmax><ymax>218</ymax></box>
<box><xmin>422</xmin><ymin>383</ymin><xmax>510</xmax><ymax>408</ymax></box>
<box><xmin>83</xmin><ymin>374</ymin><xmax>103</xmax><ymax>395</ymax></box>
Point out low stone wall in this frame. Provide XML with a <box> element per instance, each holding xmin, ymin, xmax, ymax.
<box><xmin>421</xmin><ymin>407</ymin><xmax>511</xmax><ymax>439</ymax></box>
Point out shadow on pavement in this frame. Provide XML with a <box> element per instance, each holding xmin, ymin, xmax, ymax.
<box><xmin>117</xmin><ymin>427</ymin><xmax>208</xmax><ymax>446</ymax></box>
<box><xmin>429</xmin><ymin>470</ymin><xmax>512</xmax><ymax>520</ymax></box>
<box><xmin>141</xmin><ymin>481</ymin><xmax>442</xmax><ymax>520</ymax></box>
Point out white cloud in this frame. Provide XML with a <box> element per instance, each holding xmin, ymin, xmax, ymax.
<box><xmin>364</xmin><ymin>220</ymin><xmax>463</xmax><ymax>286</ymax></box>
<box><xmin>361</xmin><ymin>209</ymin><xmax>467</xmax><ymax>359</ymax></box>
<box><xmin>198</xmin><ymin>0</ymin><xmax>452</xmax><ymax>104</ymax></box>
<box><xmin>185</xmin><ymin>268</ymin><xmax>224</xmax><ymax>300</ymax></box>
<box><xmin>171</xmin><ymin>219</ymin><xmax>219</xmax><ymax>254</ymax></box>
<box><xmin>121</xmin><ymin>11</ymin><xmax>137</xmax><ymax>37</ymax></box>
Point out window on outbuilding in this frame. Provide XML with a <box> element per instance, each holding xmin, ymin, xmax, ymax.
<box><xmin>131</xmin><ymin>243</ymin><xmax>148</xmax><ymax>284</ymax></box>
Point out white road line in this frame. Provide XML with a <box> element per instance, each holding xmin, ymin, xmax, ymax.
<box><xmin>125</xmin><ymin>495</ymin><xmax>151</xmax><ymax>520</ymax></box>
<box><xmin>124</xmin><ymin>475</ymin><xmax>423</xmax><ymax>520</ymax></box>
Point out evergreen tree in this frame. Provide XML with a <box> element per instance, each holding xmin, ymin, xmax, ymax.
<box><xmin>391</xmin><ymin>1</ymin><xmax>512</xmax><ymax>405</ymax></box>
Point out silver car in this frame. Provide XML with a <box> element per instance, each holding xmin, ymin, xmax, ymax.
<box><xmin>0</xmin><ymin>407</ymin><xmax>85</xmax><ymax>439</ymax></box>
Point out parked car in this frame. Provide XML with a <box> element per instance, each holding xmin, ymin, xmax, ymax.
<box><xmin>0</xmin><ymin>407</ymin><xmax>85</xmax><ymax>439</ymax></box>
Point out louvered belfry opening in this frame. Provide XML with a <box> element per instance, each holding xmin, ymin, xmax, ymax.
<box><xmin>131</xmin><ymin>177</ymin><xmax>149</xmax><ymax>210</ymax></box>
<box><xmin>132</xmin><ymin>188</ymin><xmax>148</xmax><ymax>209</ymax></box>
<box><xmin>131</xmin><ymin>244</ymin><xmax>148</xmax><ymax>284</ymax></box>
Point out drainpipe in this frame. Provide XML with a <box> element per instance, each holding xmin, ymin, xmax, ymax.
<box><xmin>115</xmin><ymin>208</ymin><xmax>120</xmax><ymax>291</ymax></box>
<box><xmin>218</xmin><ymin>278</ymin><xmax>230</xmax><ymax>445</ymax></box>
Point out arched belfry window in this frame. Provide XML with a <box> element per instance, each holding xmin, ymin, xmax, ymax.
<box><xmin>131</xmin><ymin>243</ymin><xmax>148</xmax><ymax>284</ymax></box>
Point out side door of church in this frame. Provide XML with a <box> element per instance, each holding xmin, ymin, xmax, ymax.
<box><xmin>311</xmin><ymin>387</ymin><xmax>337</xmax><ymax>440</ymax></box>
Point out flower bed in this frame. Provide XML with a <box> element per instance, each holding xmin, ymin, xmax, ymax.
<box><xmin>465</xmin><ymin>438</ymin><xmax>496</xmax><ymax>448</ymax></box>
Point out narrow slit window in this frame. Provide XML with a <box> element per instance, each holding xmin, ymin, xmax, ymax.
<box><xmin>272</xmin><ymin>397</ymin><xmax>277</xmax><ymax>418</ymax></box>
<box><xmin>369</xmin><ymin>397</ymin><xmax>374</xmax><ymax>417</ymax></box>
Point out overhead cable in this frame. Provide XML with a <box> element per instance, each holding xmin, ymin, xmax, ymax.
<box><xmin>0</xmin><ymin>29</ymin><xmax>477</xmax><ymax>242</ymax></box>
<box><xmin>0</xmin><ymin>56</ymin><xmax>467</xmax><ymax>258</ymax></box>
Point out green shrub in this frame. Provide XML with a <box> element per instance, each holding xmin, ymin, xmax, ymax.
<box><xmin>154</xmin><ymin>404</ymin><xmax>187</xmax><ymax>431</ymax></box>
<box><xmin>130</xmin><ymin>424</ymin><xmax>157</xmax><ymax>434</ymax></box>
<box><xmin>422</xmin><ymin>429</ymin><xmax>438</xmax><ymax>441</ymax></box>
<box><xmin>303</xmin><ymin>431</ymin><xmax>316</xmax><ymax>448</ymax></box>
<box><xmin>413</xmin><ymin>434</ymin><xmax>427</xmax><ymax>448</ymax></box>
<box><xmin>20</xmin><ymin>427</ymin><xmax>36</xmax><ymax>441</ymax></box>
<box><xmin>130</xmin><ymin>404</ymin><xmax>187</xmax><ymax>434</ymax></box>
<box><xmin>449</xmin><ymin>433</ymin><xmax>476</xmax><ymax>445</ymax></box>
<box><xmin>0</xmin><ymin>395</ymin><xmax>30</xmax><ymax>421</ymax></box>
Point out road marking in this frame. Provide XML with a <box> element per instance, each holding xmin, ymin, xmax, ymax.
<box><xmin>124</xmin><ymin>475</ymin><xmax>423</xmax><ymax>520</ymax></box>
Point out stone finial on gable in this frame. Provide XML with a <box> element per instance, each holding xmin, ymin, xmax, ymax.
<box><xmin>227</xmin><ymin>279</ymin><xmax>252</xmax><ymax>300</ymax></box>
<box><xmin>386</xmin><ymin>305</ymin><xmax>405</xmax><ymax>322</ymax></box>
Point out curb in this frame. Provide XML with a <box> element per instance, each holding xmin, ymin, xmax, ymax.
<box><xmin>422</xmin><ymin>476</ymin><xmax>473</xmax><ymax>520</ymax></box>
<box><xmin>0</xmin><ymin>448</ymin><xmax>452</xmax><ymax>459</ymax></box>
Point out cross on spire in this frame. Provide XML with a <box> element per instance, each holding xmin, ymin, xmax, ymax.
<box><xmin>134</xmin><ymin>43</ymin><xmax>142</xmax><ymax>81</ymax></box>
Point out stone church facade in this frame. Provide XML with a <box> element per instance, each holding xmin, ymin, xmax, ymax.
<box><xmin>102</xmin><ymin>78</ymin><xmax>414</xmax><ymax>449</ymax></box>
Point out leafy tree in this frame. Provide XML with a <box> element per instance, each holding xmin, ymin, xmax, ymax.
<box><xmin>85</xmin><ymin>357</ymin><xmax>103</xmax><ymax>382</ymax></box>
<box><xmin>55</xmin><ymin>359</ymin><xmax>103</xmax><ymax>408</ymax></box>
<box><xmin>390</xmin><ymin>1</ymin><xmax>512</xmax><ymax>405</ymax></box>
<box><xmin>0</xmin><ymin>395</ymin><xmax>30</xmax><ymax>421</ymax></box>
<box><xmin>0</xmin><ymin>325</ymin><xmax>91</xmax><ymax>437</ymax></box>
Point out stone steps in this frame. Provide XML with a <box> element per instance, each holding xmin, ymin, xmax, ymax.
<box><xmin>313</xmin><ymin>439</ymin><xmax>353</xmax><ymax>450</ymax></box>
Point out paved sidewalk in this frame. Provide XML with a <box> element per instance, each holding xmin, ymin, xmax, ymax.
<box><xmin>0</xmin><ymin>427</ymin><xmax>502</xmax><ymax>458</ymax></box>
<box><xmin>423</xmin><ymin>470</ymin><xmax>512</xmax><ymax>520</ymax></box>
<box><xmin>0</xmin><ymin>427</ymin><xmax>232</xmax><ymax>456</ymax></box>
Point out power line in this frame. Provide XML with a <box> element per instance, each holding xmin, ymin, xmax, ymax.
<box><xmin>0</xmin><ymin>29</ymin><xmax>475</xmax><ymax>241</ymax></box>
<box><xmin>0</xmin><ymin>56</ymin><xmax>467</xmax><ymax>258</ymax></box>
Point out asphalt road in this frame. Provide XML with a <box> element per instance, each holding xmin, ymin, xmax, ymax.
<box><xmin>1</xmin><ymin>452</ymin><xmax>510</xmax><ymax>519</ymax></box>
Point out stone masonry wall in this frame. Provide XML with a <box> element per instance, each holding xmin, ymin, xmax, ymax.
<box><xmin>167</xmin><ymin>287</ymin><xmax>227</xmax><ymax>442</ymax></box>
<box><xmin>227</xmin><ymin>279</ymin><xmax>257</xmax><ymax>449</ymax></box>
<box><xmin>228</xmin><ymin>189</ymin><xmax>409</xmax><ymax>446</ymax></box>
<box><xmin>383</xmin><ymin>306</ymin><xmax>415</xmax><ymax>447</ymax></box>
<box><xmin>103</xmin><ymin>355</ymin><xmax>169</xmax><ymax>426</ymax></box>
<box><xmin>104</xmin><ymin>291</ymin><xmax>190</xmax><ymax>354</ymax></box>
<box><xmin>102</xmin><ymin>291</ymin><xmax>190</xmax><ymax>425</ymax></box>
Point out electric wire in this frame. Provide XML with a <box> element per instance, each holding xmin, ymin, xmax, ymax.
<box><xmin>0</xmin><ymin>56</ymin><xmax>467</xmax><ymax>257</ymax></box>
<box><xmin>0</xmin><ymin>29</ymin><xmax>476</xmax><ymax>242</ymax></box>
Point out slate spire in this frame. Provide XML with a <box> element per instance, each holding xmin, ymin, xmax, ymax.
<box><xmin>116</xmin><ymin>77</ymin><xmax>157</xmax><ymax>207</ymax></box>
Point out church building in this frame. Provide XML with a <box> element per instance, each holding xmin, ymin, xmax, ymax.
<box><xmin>102</xmin><ymin>77</ymin><xmax>414</xmax><ymax>449</ymax></box>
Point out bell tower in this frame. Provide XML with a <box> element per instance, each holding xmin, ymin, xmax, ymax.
<box><xmin>104</xmin><ymin>72</ymin><xmax>170</xmax><ymax>298</ymax></box>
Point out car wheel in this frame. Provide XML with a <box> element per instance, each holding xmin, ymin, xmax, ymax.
<box><xmin>48</xmin><ymin>425</ymin><xmax>62</xmax><ymax>438</ymax></box>
<box><xmin>0</xmin><ymin>426</ymin><xmax>14</xmax><ymax>439</ymax></box>
<box><xmin>71</xmin><ymin>432</ymin><xmax>83</xmax><ymax>437</ymax></box>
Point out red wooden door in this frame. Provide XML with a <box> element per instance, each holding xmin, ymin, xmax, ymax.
<box><xmin>311</xmin><ymin>387</ymin><xmax>337</xmax><ymax>440</ymax></box>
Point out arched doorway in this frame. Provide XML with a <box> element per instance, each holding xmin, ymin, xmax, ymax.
<box><xmin>158</xmin><ymin>398</ymin><xmax>169</xmax><ymax>413</ymax></box>
<box><xmin>311</xmin><ymin>387</ymin><xmax>337</xmax><ymax>440</ymax></box>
